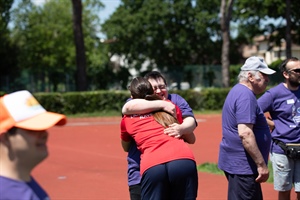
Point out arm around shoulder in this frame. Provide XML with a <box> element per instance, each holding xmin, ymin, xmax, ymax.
<box><xmin>182</xmin><ymin>132</ymin><xmax>196</xmax><ymax>144</ymax></box>
<box><xmin>122</xmin><ymin>99</ymin><xmax>176</xmax><ymax>116</ymax></box>
<box><xmin>180</xmin><ymin>116</ymin><xmax>197</xmax><ymax>144</ymax></box>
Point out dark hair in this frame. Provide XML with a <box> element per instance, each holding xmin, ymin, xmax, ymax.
<box><xmin>129</xmin><ymin>77</ymin><xmax>178</xmax><ymax>127</ymax></box>
<box><xmin>144</xmin><ymin>71</ymin><xmax>167</xmax><ymax>85</ymax></box>
<box><xmin>7</xmin><ymin>127</ymin><xmax>17</xmax><ymax>135</ymax></box>
<box><xmin>279</xmin><ymin>57</ymin><xmax>299</xmax><ymax>73</ymax></box>
<box><xmin>128</xmin><ymin>77</ymin><xmax>154</xmax><ymax>99</ymax></box>
<box><xmin>1</xmin><ymin>127</ymin><xmax>17</xmax><ymax>142</ymax></box>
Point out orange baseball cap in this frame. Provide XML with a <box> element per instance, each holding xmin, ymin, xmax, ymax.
<box><xmin>0</xmin><ymin>90</ymin><xmax>67</xmax><ymax>134</ymax></box>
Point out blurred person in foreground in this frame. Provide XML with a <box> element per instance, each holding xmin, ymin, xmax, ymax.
<box><xmin>121</xmin><ymin>77</ymin><xmax>198</xmax><ymax>200</ymax></box>
<box><xmin>218</xmin><ymin>56</ymin><xmax>276</xmax><ymax>200</ymax></box>
<box><xmin>122</xmin><ymin>71</ymin><xmax>197</xmax><ymax>200</ymax></box>
<box><xmin>0</xmin><ymin>90</ymin><xmax>67</xmax><ymax>200</ymax></box>
<box><xmin>257</xmin><ymin>57</ymin><xmax>300</xmax><ymax>200</ymax></box>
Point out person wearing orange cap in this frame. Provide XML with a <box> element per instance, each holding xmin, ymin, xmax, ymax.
<box><xmin>0</xmin><ymin>90</ymin><xmax>67</xmax><ymax>200</ymax></box>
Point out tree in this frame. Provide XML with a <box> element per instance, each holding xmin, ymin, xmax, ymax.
<box><xmin>10</xmin><ymin>0</ymin><xmax>112</xmax><ymax>92</ymax></box>
<box><xmin>285</xmin><ymin>0</ymin><xmax>291</xmax><ymax>58</ymax></box>
<box><xmin>234</xmin><ymin>0</ymin><xmax>300</xmax><ymax>59</ymax></box>
<box><xmin>0</xmin><ymin>0</ymin><xmax>13</xmax><ymax>31</ymax></box>
<box><xmin>220</xmin><ymin>0</ymin><xmax>234</xmax><ymax>88</ymax></box>
<box><xmin>0</xmin><ymin>0</ymin><xmax>20</xmax><ymax>92</ymax></box>
<box><xmin>71</xmin><ymin>0</ymin><xmax>87</xmax><ymax>91</ymax></box>
<box><xmin>102</xmin><ymin>0</ymin><xmax>221</xmax><ymax>89</ymax></box>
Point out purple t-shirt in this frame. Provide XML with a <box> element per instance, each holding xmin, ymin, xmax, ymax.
<box><xmin>257</xmin><ymin>83</ymin><xmax>300</xmax><ymax>154</ymax></box>
<box><xmin>218</xmin><ymin>84</ymin><xmax>271</xmax><ymax>175</ymax></box>
<box><xmin>126</xmin><ymin>93</ymin><xmax>196</xmax><ymax>186</ymax></box>
<box><xmin>0</xmin><ymin>176</ymin><xmax>49</xmax><ymax>200</ymax></box>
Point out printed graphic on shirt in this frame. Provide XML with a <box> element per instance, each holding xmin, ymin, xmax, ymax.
<box><xmin>291</xmin><ymin>99</ymin><xmax>300</xmax><ymax>125</ymax></box>
<box><xmin>130</xmin><ymin>114</ymin><xmax>152</xmax><ymax>119</ymax></box>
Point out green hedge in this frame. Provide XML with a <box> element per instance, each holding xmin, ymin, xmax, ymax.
<box><xmin>34</xmin><ymin>91</ymin><xmax>130</xmax><ymax>114</ymax></box>
<box><xmin>1</xmin><ymin>89</ymin><xmax>231</xmax><ymax>115</ymax></box>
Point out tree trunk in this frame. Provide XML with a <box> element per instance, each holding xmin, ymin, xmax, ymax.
<box><xmin>71</xmin><ymin>0</ymin><xmax>87</xmax><ymax>91</ymax></box>
<box><xmin>220</xmin><ymin>0</ymin><xmax>234</xmax><ymax>88</ymax></box>
<box><xmin>285</xmin><ymin>0</ymin><xmax>292</xmax><ymax>58</ymax></box>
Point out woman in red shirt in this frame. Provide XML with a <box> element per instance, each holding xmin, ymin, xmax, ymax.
<box><xmin>120</xmin><ymin>77</ymin><xmax>198</xmax><ymax>200</ymax></box>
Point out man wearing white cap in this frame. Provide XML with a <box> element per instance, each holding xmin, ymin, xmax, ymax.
<box><xmin>0</xmin><ymin>90</ymin><xmax>67</xmax><ymax>200</ymax></box>
<box><xmin>218</xmin><ymin>56</ymin><xmax>276</xmax><ymax>200</ymax></box>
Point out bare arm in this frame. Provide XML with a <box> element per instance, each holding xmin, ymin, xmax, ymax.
<box><xmin>264</xmin><ymin>112</ymin><xmax>275</xmax><ymax>131</ymax></box>
<box><xmin>122</xmin><ymin>99</ymin><xmax>176</xmax><ymax>117</ymax></box>
<box><xmin>121</xmin><ymin>140</ymin><xmax>131</xmax><ymax>152</ymax></box>
<box><xmin>164</xmin><ymin>116</ymin><xmax>196</xmax><ymax>144</ymax></box>
<box><xmin>238</xmin><ymin>123</ymin><xmax>269</xmax><ymax>183</ymax></box>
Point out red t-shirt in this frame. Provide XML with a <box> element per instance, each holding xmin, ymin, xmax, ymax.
<box><xmin>120</xmin><ymin>102</ymin><xmax>195</xmax><ymax>175</ymax></box>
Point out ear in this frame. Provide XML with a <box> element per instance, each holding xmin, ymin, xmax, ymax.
<box><xmin>248</xmin><ymin>72</ymin><xmax>255</xmax><ymax>82</ymax></box>
<box><xmin>283</xmin><ymin>71</ymin><xmax>289</xmax><ymax>79</ymax></box>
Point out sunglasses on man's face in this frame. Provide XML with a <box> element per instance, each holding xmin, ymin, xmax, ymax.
<box><xmin>288</xmin><ymin>68</ymin><xmax>300</xmax><ymax>73</ymax></box>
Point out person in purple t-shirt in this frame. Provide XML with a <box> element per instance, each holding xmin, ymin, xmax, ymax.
<box><xmin>0</xmin><ymin>90</ymin><xmax>67</xmax><ymax>200</ymax></box>
<box><xmin>258</xmin><ymin>57</ymin><xmax>300</xmax><ymax>200</ymax></box>
<box><xmin>122</xmin><ymin>71</ymin><xmax>197</xmax><ymax>200</ymax></box>
<box><xmin>218</xmin><ymin>57</ymin><xmax>276</xmax><ymax>200</ymax></box>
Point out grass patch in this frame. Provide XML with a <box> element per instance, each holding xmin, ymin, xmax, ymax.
<box><xmin>267</xmin><ymin>162</ymin><xmax>274</xmax><ymax>183</ymax></box>
<box><xmin>197</xmin><ymin>162</ymin><xmax>274</xmax><ymax>183</ymax></box>
<box><xmin>194</xmin><ymin>110</ymin><xmax>222</xmax><ymax>115</ymax></box>
<box><xmin>197</xmin><ymin>162</ymin><xmax>224</xmax><ymax>175</ymax></box>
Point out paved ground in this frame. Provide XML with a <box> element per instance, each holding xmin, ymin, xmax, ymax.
<box><xmin>32</xmin><ymin>114</ymin><xmax>297</xmax><ymax>199</ymax></box>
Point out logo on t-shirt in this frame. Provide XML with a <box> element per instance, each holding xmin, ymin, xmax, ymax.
<box><xmin>291</xmin><ymin>99</ymin><xmax>300</xmax><ymax>125</ymax></box>
<box><xmin>130</xmin><ymin>114</ymin><xmax>152</xmax><ymax>119</ymax></box>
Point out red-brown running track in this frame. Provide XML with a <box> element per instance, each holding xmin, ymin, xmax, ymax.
<box><xmin>32</xmin><ymin>114</ymin><xmax>296</xmax><ymax>200</ymax></box>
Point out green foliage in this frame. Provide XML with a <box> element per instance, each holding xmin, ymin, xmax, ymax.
<box><xmin>201</xmin><ymin>88</ymin><xmax>231</xmax><ymax>110</ymax></box>
<box><xmin>102</xmin><ymin>0</ymin><xmax>221</xmax><ymax>77</ymax></box>
<box><xmin>229</xmin><ymin>64</ymin><xmax>240</xmax><ymax>86</ymax></box>
<box><xmin>0</xmin><ymin>91</ymin><xmax>6</xmax><ymax>97</ymax></box>
<box><xmin>33</xmin><ymin>88</ymin><xmax>230</xmax><ymax>115</ymax></box>
<box><xmin>235</xmin><ymin>0</ymin><xmax>300</xmax><ymax>46</ymax></box>
<box><xmin>171</xmin><ymin>90</ymin><xmax>204</xmax><ymax>111</ymax></box>
<box><xmin>3</xmin><ymin>0</ymin><xmax>298</xmax><ymax>93</ymax></box>
<box><xmin>0</xmin><ymin>0</ymin><xmax>14</xmax><ymax>29</ymax></box>
<box><xmin>8</xmin><ymin>0</ymin><xmax>116</xmax><ymax>91</ymax></box>
<box><xmin>0</xmin><ymin>0</ymin><xmax>20</xmax><ymax>91</ymax></box>
<box><xmin>35</xmin><ymin>90</ymin><xmax>130</xmax><ymax>114</ymax></box>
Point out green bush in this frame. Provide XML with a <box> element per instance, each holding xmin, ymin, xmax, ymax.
<box><xmin>4</xmin><ymin>87</ymin><xmax>275</xmax><ymax>115</ymax></box>
<box><xmin>35</xmin><ymin>90</ymin><xmax>130</xmax><ymax>115</ymax></box>
<box><xmin>170</xmin><ymin>90</ymin><xmax>204</xmax><ymax>111</ymax></box>
<box><xmin>201</xmin><ymin>88</ymin><xmax>231</xmax><ymax>110</ymax></box>
<box><xmin>0</xmin><ymin>91</ymin><xmax>7</xmax><ymax>97</ymax></box>
<box><xmin>31</xmin><ymin>88</ymin><xmax>230</xmax><ymax>115</ymax></box>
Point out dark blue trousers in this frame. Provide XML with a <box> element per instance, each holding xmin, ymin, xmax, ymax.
<box><xmin>141</xmin><ymin>159</ymin><xmax>198</xmax><ymax>200</ymax></box>
<box><xmin>225</xmin><ymin>171</ymin><xmax>263</xmax><ymax>200</ymax></box>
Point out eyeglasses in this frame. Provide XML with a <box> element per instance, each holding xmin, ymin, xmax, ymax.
<box><xmin>287</xmin><ymin>68</ymin><xmax>300</xmax><ymax>73</ymax></box>
<box><xmin>153</xmin><ymin>85</ymin><xmax>167</xmax><ymax>91</ymax></box>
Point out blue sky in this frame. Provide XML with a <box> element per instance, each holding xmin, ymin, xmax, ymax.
<box><xmin>98</xmin><ymin>0</ymin><xmax>121</xmax><ymax>23</ymax></box>
<box><xmin>30</xmin><ymin>0</ymin><xmax>121</xmax><ymax>23</ymax></box>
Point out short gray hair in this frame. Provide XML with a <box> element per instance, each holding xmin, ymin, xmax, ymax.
<box><xmin>238</xmin><ymin>70</ymin><xmax>261</xmax><ymax>82</ymax></box>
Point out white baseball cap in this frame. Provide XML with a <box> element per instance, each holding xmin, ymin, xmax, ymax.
<box><xmin>241</xmin><ymin>56</ymin><xmax>276</xmax><ymax>75</ymax></box>
<box><xmin>0</xmin><ymin>90</ymin><xmax>66</xmax><ymax>134</ymax></box>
